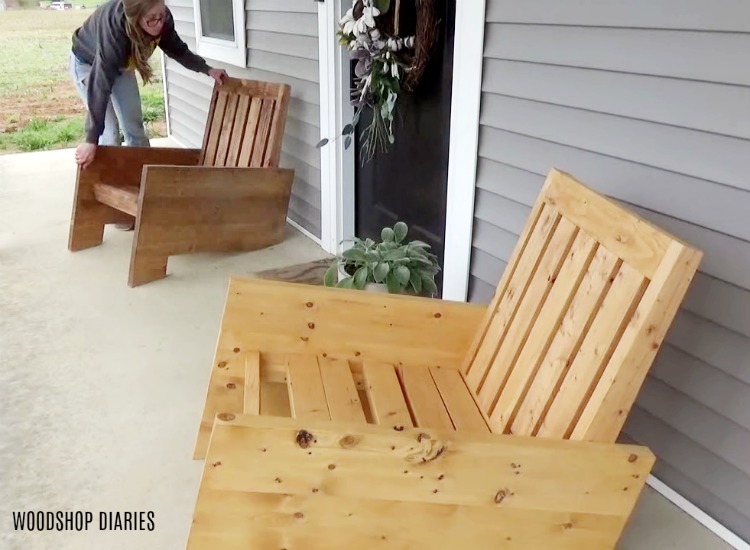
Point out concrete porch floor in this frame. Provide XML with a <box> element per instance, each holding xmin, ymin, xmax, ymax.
<box><xmin>0</xmin><ymin>143</ymin><xmax>735</xmax><ymax>549</ymax></box>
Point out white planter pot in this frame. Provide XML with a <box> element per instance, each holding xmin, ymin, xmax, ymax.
<box><xmin>338</xmin><ymin>266</ymin><xmax>388</xmax><ymax>294</ymax></box>
<box><xmin>337</xmin><ymin>266</ymin><xmax>426</xmax><ymax>296</ymax></box>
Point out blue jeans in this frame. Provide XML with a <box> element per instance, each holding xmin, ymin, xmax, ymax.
<box><xmin>69</xmin><ymin>51</ymin><xmax>150</xmax><ymax>147</ymax></box>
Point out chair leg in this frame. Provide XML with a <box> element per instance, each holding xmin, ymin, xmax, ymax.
<box><xmin>128</xmin><ymin>249</ymin><xmax>168</xmax><ymax>287</ymax></box>
<box><xmin>68</xmin><ymin>207</ymin><xmax>106</xmax><ymax>252</ymax></box>
<box><xmin>68</xmin><ymin>166</ymin><xmax>132</xmax><ymax>251</ymax></box>
<box><xmin>128</xmin><ymin>214</ymin><xmax>169</xmax><ymax>286</ymax></box>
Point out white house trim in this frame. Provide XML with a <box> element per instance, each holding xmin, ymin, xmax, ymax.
<box><xmin>647</xmin><ymin>476</ymin><xmax>749</xmax><ymax>550</ymax></box>
<box><xmin>160</xmin><ymin>51</ymin><xmax>171</xmax><ymax>137</ymax></box>
<box><xmin>441</xmin><ymin>0</ymin><xmax>486</xmax><ymax>302</ymax></box>
<box><xmin>287</xmin><ymin>218</ymin><xmax>322</xmax><ymax>247</ymax></box>
<box><xmin>319</xmin><ymin>0</ymin><xmax>355</xmax><ymax>256</ymax></box>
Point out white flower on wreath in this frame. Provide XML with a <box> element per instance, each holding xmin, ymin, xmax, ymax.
<box><xmin>354</xmin><ymin>2</ymin><xmax>380</xmax><ymax>35</ymax></box>
<box><xmin>340</xmin><ymin>8</ymin><xmax>356</xmax><ymax>36</ymax></box>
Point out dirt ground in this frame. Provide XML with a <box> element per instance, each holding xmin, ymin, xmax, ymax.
<box><xmin>0</xmin><ymin>81</ymin><xmax>85</xmax><ymax>134</ymax></box>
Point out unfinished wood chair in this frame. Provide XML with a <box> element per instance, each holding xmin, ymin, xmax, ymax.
<box><xmin>189</xmin><ymin>169</ymin><xmax>702</xmax><ymax>548</ymax></box>
<box><xmin>67</xmin><ymin>77</ymin><xmax>294</xmax><ymax>287</ymax></box>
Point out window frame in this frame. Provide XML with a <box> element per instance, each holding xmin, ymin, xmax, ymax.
<box><xmin>192</xmin><ymin>0</ymin><xmax>247</xmax><ymax>67</ymax></box>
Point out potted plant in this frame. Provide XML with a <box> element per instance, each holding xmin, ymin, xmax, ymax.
<box><xmin>323</xmin><ymin>221</ymin><xmax>440</xmax><ymax>296</ymax></box>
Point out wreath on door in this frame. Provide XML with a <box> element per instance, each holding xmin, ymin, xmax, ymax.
<box><xmin>318</xmin><ymin>0</ymin><xmax>440</xmax><ymax>163</ymax></box>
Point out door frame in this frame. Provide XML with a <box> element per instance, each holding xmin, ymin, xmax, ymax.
<box><xmin>318</xmin><ymin>0</ymin><xmax>486</xmax><ymax>303</ymax></box>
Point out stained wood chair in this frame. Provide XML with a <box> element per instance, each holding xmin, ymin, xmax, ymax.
<box><xmin>189</xmin><ymin>169</ymin><xmax>702</xmax><ymax>548</ymax></box>
<box><xmin>68</xmin><ymin>77</ymin><xmax>295</xmax><ymax>287</ymax></box>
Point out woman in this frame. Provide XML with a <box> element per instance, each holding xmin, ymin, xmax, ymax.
<box><xmin>70</xmin><ymin>0</ymin><xmax>227</xmax><ymax>169</ymax></box>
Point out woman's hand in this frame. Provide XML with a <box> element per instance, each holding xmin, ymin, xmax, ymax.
<box><xmin>208</xmin><ymin>68</ymin><xmax>228</xmax><ymax>85</ymax></box>
<box><xmin>75</xmin><ymin>143</ymin><xmax>97</xmax><ymax>169</ymax></box>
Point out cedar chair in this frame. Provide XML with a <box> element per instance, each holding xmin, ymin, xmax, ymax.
<box><xmin>188</xmin><ymin>169</ymin><xmax>702</xmax><ymax>549</ymax></box>
<box><xmin>68</xmin><ymin>77</ymin><xmax>295</xmax><ymax>287</ymax></box>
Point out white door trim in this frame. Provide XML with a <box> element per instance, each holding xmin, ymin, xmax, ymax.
<box><xmin>319</xmin><ymin>0</ymin><xmax>355</xmax><ymax>256</ymax></box>
<box><xmin>441</xmin><ymin>0</ymin><xmax>487</xmax><ymax>302</ymax></box>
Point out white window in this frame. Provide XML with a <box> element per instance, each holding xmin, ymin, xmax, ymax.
<box><xmin>193</xmin><ymin>0</ymin><xmax>246</xmax><ymax>67</ymax></box>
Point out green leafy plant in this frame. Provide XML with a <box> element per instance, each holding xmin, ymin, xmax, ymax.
<box><xmin>323</xmin><ymin>221</ymin><xmax>441</xmax><ymax>296</ymax></box>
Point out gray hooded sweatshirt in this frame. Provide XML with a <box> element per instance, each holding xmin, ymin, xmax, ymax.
<box><xmin>72</xmin><ymin>0</ymin><xmax>210</xmax><ymax>144</ymax></box>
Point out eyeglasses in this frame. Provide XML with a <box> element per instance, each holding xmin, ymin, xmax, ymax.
<box><xmin>143</xmin><ymin>11</ymin><xmax>166</xmax><ymax>27</ymax></box>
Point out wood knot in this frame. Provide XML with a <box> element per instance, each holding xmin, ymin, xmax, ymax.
<box><xmin>493</xmin><ymin>489</ymin><xmax>514</xmax><ymax>504</ymax></box>
<box><xmin>394</xmin><ymin>425</ymin><xmax>405</xmax><ymax>432</ymax></box>
<box><xmin>339</xmin><ymin>435</ymin><xmax>359</xmax><ymax>449</ymax></box>
<box><xmin>296</xmin><ymin>430</ymin><xmax>315</xmax><ymax>449</ymax></box>
<box><xmin>438</xmin><ymin>474</ymin><xmax>444</xmax><ymax>480</ymax></box>
<box><xmin>217</xmin><ymin>413</ymin><xmax>235</xmax><ymax>422</ymax></box>
<box><xmin>434</xmin><ymin>312</ymin><xmax>442</xmax><ymax>318</ymax></box>
<box><xmin>306</xmin><ymin>302</ymin><xmax>314</xmax><ymax>308</ymax></box>
<box><xmin>312</xmin><ymin>488</ymin><xmax>319</xmax><ymax>493</ymax></box>
<box><xmin>628</xmin><ymin>454</ymin><xmax>638</xmax><ymax>463</ymax></box>
<box><xmin>355</xmin><ymin>351</ymin><xmax>361</xmax><ymax>357</ymax></box>
<box><xmin>328</xmin><ymin>464</ymin><xmax>336</xmax><ymax>470</ymax></box>
<box><xmin>226</xmin><ymin>383</ymin><xmax>236</xmax><ymax>389</ymax></box>
<box><xmin>406</xmin><ymin>440</ymin><xmax>447</xmax><ymax>464</ymax></box>
<box><xmin>294</xmin><ymin>512</ymin><xmax>304</xmax><ymax>519</ymax></box>
<box><xmin>233</xmin><ymin>347</ymin><xmax>240</xmax><ymax>353</ymax></box>
<box><xmin>307</xmin><ymin>322</ymin><xmax>315</xmax><ymax>329</ymax></box>
<box><xmin>217</xmin><ymin>361</ymin><xmax>228</xmax><ymax>369</ymax></box>
<box><xmin>274</xmin><ymin>477</ymin><xmax>282</xmax><ymax>483</ymax></box>
<box><xmin>562</xmin><ymin>522</ymin><xmax>573</xmax><ymax>530</ymax></box>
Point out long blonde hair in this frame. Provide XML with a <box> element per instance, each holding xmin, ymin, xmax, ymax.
<box><xmin>123</xmin><ymin>0</ymin><xmax>161</xmax><ymax>84</ymax></box>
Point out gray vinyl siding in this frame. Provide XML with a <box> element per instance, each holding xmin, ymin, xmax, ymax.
<box><xmin>164</xmin><ymin>0</ymin><xmax>321</xmax><ymax>238</ymax></box>
<box><xmin>469</xmin><ymin>1</ymin><xmax>750</xmax><ymax>542</ymax></box>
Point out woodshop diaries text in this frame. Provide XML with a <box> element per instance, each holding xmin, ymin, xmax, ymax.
<box><xmin>12</xmin><ymin>511</ymin><xmax>155</xmax><ymax>531</ymax></box>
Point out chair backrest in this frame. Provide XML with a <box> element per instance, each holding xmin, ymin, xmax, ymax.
<box><xmin>461</xmin><ymin>169</ymin><xmax>702</xmax><ymax>443</ymax></box>
<box><xmin>199</xmin><ymin>77</ymin><xmax>291</xmax><ymax>169</ymax></box>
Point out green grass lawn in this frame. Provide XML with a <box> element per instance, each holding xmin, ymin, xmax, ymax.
<box><xmin>0</xmin><ymin>8</ymin><xmax>166</xmax><ymax>154</ymax></box>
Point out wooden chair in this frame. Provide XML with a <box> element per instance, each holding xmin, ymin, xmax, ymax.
<box><xmin>68</xmin><ymin>77</ymin><xmax>295</xmax><ymax>287</ymax></box>
<box><xmin>188</xmin><ymin>169</ymin><xmax>702</xmax><ymax>548</ymax></box>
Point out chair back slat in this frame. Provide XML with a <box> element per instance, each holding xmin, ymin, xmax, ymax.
<box><xmin>199</xmin><ymin>78</ymin><xmax>291</xmax><ymax>168</ymax></box>
<box><xmin>462</xmin><ymin>169</ymin><xmax>702</xmax><ymax>443</ymax></box>
<box><xmin>201</xmin><ymin>92</ymin><xmax>227</xmax><ymax>166</ymax></box>
<box><xmin>488</xmin><ymin>226</ymin><xmax>597</xmax><ymax>433</ymax></box>
<box><xmin>251</xmin><ymin>100</ymin><xmax>275</xmax><ymax>167</ymax></box>
<box><xmin>510</xmin><ymin>244</ymin><xmax>620</xmax><ymax>438</ymax></box>
<box><xmin>237</xmin><ymin>98</ymin><xmax>262</xmax><ymax>167</ymax></box>
<box><xmin>213</xmin><ymin>93</ymin><xmax>239</xmax><ymax>167</ymax></box>
<box><xmin>225</xmin><ymin>95</ymin><xmax>251</xmax><ymax>167</ymax></box>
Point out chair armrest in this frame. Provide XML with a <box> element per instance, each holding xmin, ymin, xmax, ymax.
<box><xmin>139</xmin><ymin>165</ymin><xmax>294</xmax><ymax>196</ymax></box>
<box><xmin>78</xmin><ymin>146</ymin><xmax>201</xmax><ymax>189</ymax></box>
